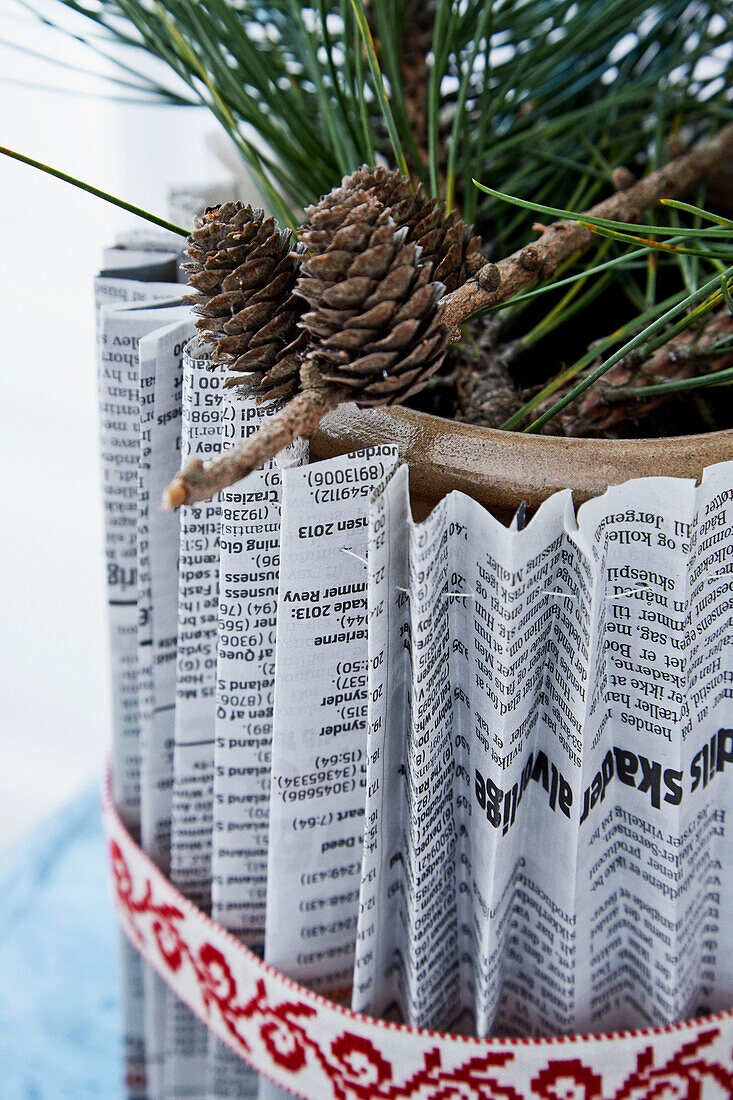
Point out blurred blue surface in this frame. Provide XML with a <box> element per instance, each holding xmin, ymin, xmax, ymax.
<box><xmin>0</xmin><ymin>785</ymin><xmax>123</xmax><ymax>1100</ymax></box>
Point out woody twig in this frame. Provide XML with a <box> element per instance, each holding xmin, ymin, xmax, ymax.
<box><xmin>440</xmin><ymin>121</ymin><xmax>733</xmax><ymax>339</ymax></box>
<box><xmin>164</xmin><ymin>123</ymin><xmax>733</xmax><ymax>509</ymax></box>
<box><xmin>163</xmin><ymin>388</ymin><xmax>338</xmax><ymax>510</ymax></box>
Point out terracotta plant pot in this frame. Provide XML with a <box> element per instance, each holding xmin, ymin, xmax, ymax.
<box><xmin>312</xmin><ymin>404</ymin><xmax>733</xmax><ymax>522</ymax></box>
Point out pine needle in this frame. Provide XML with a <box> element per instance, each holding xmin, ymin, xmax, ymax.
<box><xmin>0</xmin><ymin>144</ymin><xmax>188</xmax><ymax>235</ymax></box>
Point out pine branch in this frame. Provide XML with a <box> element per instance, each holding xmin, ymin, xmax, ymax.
<box><xmin>441</xmin><ymin>121</ymin><xmax>733</xmax><ymax>338</ymax></box>
<box><xmin>164</xmin><ymin>182</ymin><xmax>455</xmax><ymax>507</ymax></box>
<box><xmin>164</xmin><ymin>388</ymin><xmax>339</xmax><ymax>509</ymax></box>
<box><xmin>533</xmin><ymin>308</ymin><xmax>733</xmax><ymax>436</ymax></box>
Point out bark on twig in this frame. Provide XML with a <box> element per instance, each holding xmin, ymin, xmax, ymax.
<box><xmin>163</xmin><ymin>388</ymin><xmax>339</xmax><ymax>508</ymax></box>
<box><xmin>165</xmin><ymin>123</ymin><xmax>733</xmax><ymax>505</ymax></box>
<box><xmin>441</xmin><ymin>121</ymin><xmax>733</xmax><ymax>338</ymax></box>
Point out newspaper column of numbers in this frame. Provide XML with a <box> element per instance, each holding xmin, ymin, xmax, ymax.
<box><xmin>165</xmin><ymin>346</ymin><xmax>224</xmax><ymax>1098</ymax></box>
<box><xmin>208</xmin><ymin>395</ymin><xmax>305</xmax><ymax>1099</ymax></box>
<box><xmin>264</xmin><ymin>448</ymin><xmax>399</xmax><ymax>999</ymax></box>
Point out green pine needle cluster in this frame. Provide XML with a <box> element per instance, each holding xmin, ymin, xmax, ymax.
<box><xmin>11</xmin><ymin>0</ymin><xmax>733</xmax><ymax>434</ymax></box>
<box><xmin>474</xmin><ymin>191</ymin><xmax>733</xmax><ymax>430</ymax></box>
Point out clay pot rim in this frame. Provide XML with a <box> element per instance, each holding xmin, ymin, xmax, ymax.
<box><xmin>353</xmin><ymin>403</ymin><xmax>733</xmax><ymax>450</ymax></box>
<box><xmin>312</xmin><ymin>403</ymin><xmax>733</xmax><ymax>519</ymax></box>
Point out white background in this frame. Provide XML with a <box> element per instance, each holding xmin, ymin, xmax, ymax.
<box><xmin>0</xmin><ymin>0</ymin><xmax>235</xmax><ymax>845</ymax></box>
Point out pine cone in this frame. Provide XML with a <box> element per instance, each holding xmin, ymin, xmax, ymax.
<box><xmin>297</xmin><ymin>186</ymin><xmax>384</xmax><ymax>257</ymax></box>
<box><xmin>164</xmin><ymin>196</ymin><xmax>450</xmax><ymax>509</ymax></box>
<box><xmin>305</xmin><ymin>167</ymin><xmax>484</xmax><ymax>292</ymax></box>
<box><xmin>453</xmin><ymin>316</ymin><xmax>522</xmax><ymax>427</ymax></box>
<box><xmin>298</xmin><ymin>197</ymin><xmax>449</xmax><ymax>406</ymax></box>
<box><xmin>184</xmin><ymin>203</ymin><xmax>304</xmax><ymax>405</ymax></box>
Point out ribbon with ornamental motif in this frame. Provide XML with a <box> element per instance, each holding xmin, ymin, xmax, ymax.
<box><xmin>103</xmin><ymin>773</ymin><xmax>733</xmax><ymax>1099</ymax></box>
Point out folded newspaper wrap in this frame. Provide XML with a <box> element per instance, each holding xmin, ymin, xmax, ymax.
<box><xmin>103</xmin><ymin>774</ymin><xmax>733</xmax><ymax>1100</ymax></box>
<box><xmin>96</xmin><ymin>252</ymin><xmax>733</xmax><ymax>1097</ymax></box>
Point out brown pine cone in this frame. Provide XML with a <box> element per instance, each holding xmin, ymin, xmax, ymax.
<box><xmin>298</xmin><ymin>186</ymin><xmax>385</xmax><ymax>257</ymax></box>
<box><xmin>165</xmin><ymin>189</ymin><xmax>454</xmax><ymax>510</ymax></box>
<box><xmin>183</xmin><ymin>203</ymin><xmax>304</xmax><ymax>405</ymax></box>
<box><xmin>305</xmin><ymin>167</ymin><xmax>484</xmax><ymax>292</ymax></box>
<box><xmin>298</xmin><ymin>197</ymin><xmax>449</xmax><ymax>406</ymax></box>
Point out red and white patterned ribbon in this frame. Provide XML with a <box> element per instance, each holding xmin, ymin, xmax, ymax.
<box><xmin>103</xmin><ymin>772</ymin><xmax>733</xmax><ymax>1099</ymax></box>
